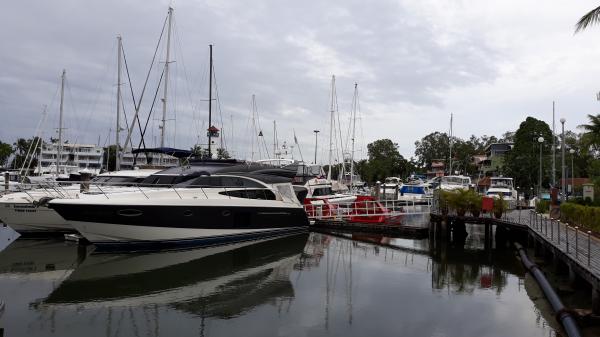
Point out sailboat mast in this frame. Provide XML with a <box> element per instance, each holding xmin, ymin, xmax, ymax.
<box><xmin>327</xmin><ymin>75</ymin><xmax>335</xmax><ymax>181</ymax></box>
<box><xmin>448</xmin><ymin>113</ymin><xmax>453</xmax><ymax>175</ymax></box>
<box><xmin>350</xmin><ymin>83</ymin><xmax>358</xmax><ymax>188</ymax></box>
<box><xmin>160</xmin><ymin>7</ymin><xmax>173</xmax><ymax>163</ymax></box>
<box><xmin>57</xmin><ymin>69</ymin><xmax>66</xmax><ymax>176</ymax></box>
<box><xmin>273</xmin><ymin>120</ymin><xmax>277</xmax><ymax>159</ymax></box>
<box><xmin>552</xmin><ymin>101</ymin><xmax>556</xmax><ymax>187</ymax></box>
<box><xmin>115</xmin><ymin>35</ymin><xmax>123</xmax><ymax>171</ymax></box>
<box><xmin>208</xmin><ymin>44</ymin><xmax>213</xmax><ymax>158</ymax></box>
<box><xmin>251</xmin><ymin>94</ymin><xmax>256</xmax><ymax>161</ymax></box>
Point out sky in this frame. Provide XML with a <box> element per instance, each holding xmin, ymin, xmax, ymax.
<box><xmin>2</xmin><ymin>0</ymin><xmax>600</xmax><ymax>163</ymax></box>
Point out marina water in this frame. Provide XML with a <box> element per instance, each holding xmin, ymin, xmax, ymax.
<box><xmin>0</xmin><ymin>228</ymin><xmax>568</xmax><ymax>337</ymax></box>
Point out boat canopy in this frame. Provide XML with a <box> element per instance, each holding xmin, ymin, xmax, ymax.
<box><xmin>132</xmin><ymin>147</ymin><xmax>192</xmax><ymax>158</ymax></box>
<box><xmin>400</xmin><ymin>185</ymin><xmax>426</xmax><ymax>195</ymax></box>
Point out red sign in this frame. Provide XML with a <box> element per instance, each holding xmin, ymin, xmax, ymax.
<box><xmin>482</xmin><ymin>197</ymin><xmax>494</xmax><ymax>211</ymax></box>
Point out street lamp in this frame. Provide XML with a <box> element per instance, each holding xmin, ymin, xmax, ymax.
<box><xmin>570</xmin><ymin>148</ymin><xmax>575</xmax><ymax>200</ymax></box>
<box><xmin>313</xmin><ymin>130</ymin><xmax>320</xmax><ymax>164</ymax></box>
<box><xmin>538</xmin><ymin>136</ymin><xmax>544</xmax><ymax>198</ymax></box>
<box><xmin>560</xmin><ymin>118</ymin><xmax>566</xmax><ymax>200</ymax></box>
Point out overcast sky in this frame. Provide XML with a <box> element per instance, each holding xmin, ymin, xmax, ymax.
<box><xmin>2</xmin><ymin>1</ymin><xmax>600</xmax><ymax>163</ymax></box>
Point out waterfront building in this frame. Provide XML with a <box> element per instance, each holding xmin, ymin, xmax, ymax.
<box><xmin>427</xmin><ymin>160</ymin><xmax>445</xmax><ymax>179</ymax></box>
<box><xmin>478</xmin><ymin>143</ymin><xmax>513</xmax><ymax>176</ymax></box>
<box><xmin>36</xmin><ymin>142</ymin><xmax>103</xmax><ymax>175</ymax></box>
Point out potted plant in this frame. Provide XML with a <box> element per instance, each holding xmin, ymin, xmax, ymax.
<box><xmin>468</xmin><ymin>191</ymin><xmax>482</xmax><ymax>217</ymax></box>
<box><xmin>454</xmin><ymin>189</ymin><xmax>470</xmax><ymax>217</ymax></box>
<box><xmin>492</xmin><ymin>195</ymin><xmax>507</xmax><ymax>219</ymax></box>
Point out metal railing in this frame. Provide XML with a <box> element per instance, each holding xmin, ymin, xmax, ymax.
<box><xmin>304</xmin><ymin>198</ymin><xmax>431</xmax><ymax>221</ymax></box>
<box><xmin>521</xmin><ymin>209</ymin><xmax>594</xmax><ymax>268</ymax></box>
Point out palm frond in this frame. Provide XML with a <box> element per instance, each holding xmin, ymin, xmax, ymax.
<box><xmin>575</xmin><ymin>5</ymin><xmax>600</xmax><ymax>33</ymax></box>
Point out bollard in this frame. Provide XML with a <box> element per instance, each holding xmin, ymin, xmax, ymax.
<box><xmin>575</xmin><ymin>227</ymin><xmax>579</xmax><ymax>260</ymax></box>
<box><xmin>3</xmin><ymin>172</ymin><xmax>8</xmax><ymax>192</ymax></box>
<box><xmin>375</xmin><ymin>181</ymin><xmax>381</xmax><ymax>200</ymax></box>
<box><xmin>589</xmin><ymin>231</ymin><xmax>592</xmax><ymax>267</ymax></box>
<box><xmin>79</xmin><ymin>171</ymin><xmax>92</xmax><ymax>193</ymax></box>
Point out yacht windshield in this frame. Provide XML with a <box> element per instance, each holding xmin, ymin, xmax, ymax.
<box><xmin>442</xmin><ymin>176</ymin><xmax>470</xmax><ymax>185</ymax></box>
<box><xmin>312</xmin><ymin>187</ymin><xmax>333</xmax><ymax>196</ymax></box>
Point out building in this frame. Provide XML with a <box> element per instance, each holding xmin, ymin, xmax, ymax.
<box><xmin>478</xmin><ymin>143</ymin><xmax>513</xmax><ymax>176</ymax></box>
<box><xmin>119</xmin><ymin>151</ymin><xmax>179</xmax><ymax>169</ymax></box>
<box><xmin>427</xmin><ymin>160</ymin><xmax>445</xmax><ymax>179</ymax></box>
<box><xmin>37</xmin><ymin>142</ymin><xmax>103</xmax><ymax>175</ymax></box>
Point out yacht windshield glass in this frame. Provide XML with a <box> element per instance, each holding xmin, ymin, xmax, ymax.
<box><xmin>312</xmin><ymin>187</ymin><xmax>333</xmax><ymax>196</ymax></box>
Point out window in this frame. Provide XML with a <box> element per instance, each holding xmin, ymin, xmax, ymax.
<box><xmin>176</xmin><ymin>175</ymin><xmax>265</xmax><ymax>189</ymax></box>
<box><xmin>312</xmin><ymin>187</ymin><xmax>333</xmax><ymax>196</ymax></box>
<box><xmin>219</xmin><ymin>189</ymin><xmax>276</xmax><ymax>200</ymax></box>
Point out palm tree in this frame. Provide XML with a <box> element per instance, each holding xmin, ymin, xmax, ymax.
<box><xmin>576</xmin><ymin>6</ymin><xmax>600</xmax><ymax>33</ymax></box>
<box><xmin>578</xmin><ymin>114</ymin><xmax>600</xmax><ymax>152</ymax></box>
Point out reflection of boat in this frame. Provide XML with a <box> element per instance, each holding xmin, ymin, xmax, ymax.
<box><xmin>0</xmin><ymin>239</ymin><xmax>83</xmax><ymax>281</ymax></box>
<box><xmin>41</xmin><ymin>233</ymin><xmax>308</xmax><ymax>314</ymax></box>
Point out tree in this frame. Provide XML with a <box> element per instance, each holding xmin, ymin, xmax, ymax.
<box><xmin>10</xmin><ymin>137</ymin><xmax>42</xmax><ymax>171</ymax></box>
<box><xmin>504</xmin><ymin>117</ymin><xmax>554</xmax><ymax>194</ymax></box>
<box><xmin>361</xmin><ymin>139</ymin><xmax>409</xmax><ymax>183</ymax></box>
<box><xmin>216</xmin><ymin>148</ymin><xmax>231</xmax><ymax>159</ymax></box>
<box><xmin>575</xmin><ymin>6</ymin><xmax>600</xmax><ymax>33</ymax></box>
<box><xmin>0</xmin><ymin>141</ymin><xmax>13</xmax><ymax>167</ymax></box>
<box><xmin>414</xmin><ymin>132</ymin><xmax>451</xmax><ymax>169</ymax></box>
<box><xmin>578</xmin><ymin>114</ymin><xmax>600</xmax><ymax>155</ymax></box>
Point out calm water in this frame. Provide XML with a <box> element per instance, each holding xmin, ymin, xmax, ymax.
<box><xmin>0</xmin><ymin>228</ymin><xmax>562</xmax><ymax>337</ymax></box>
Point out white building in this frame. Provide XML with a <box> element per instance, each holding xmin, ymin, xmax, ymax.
<box><xmin>36</xmin><ymin>142</ymin><xmax>103</xmax><ymax>175</ymax></box>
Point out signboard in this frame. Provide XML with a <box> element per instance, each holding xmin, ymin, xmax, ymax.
<box><xmin>482</xmin><ymin>197</ymin><xmax>493</xmax><ymax>212</ymax></box>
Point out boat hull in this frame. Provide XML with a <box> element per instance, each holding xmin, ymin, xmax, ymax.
<box><xmin>0</xmin><ymin>203</ymin><xmax>73</xmax><ymax>234</ymax></box>
<box><xmin>49</xmin><ymin>203</ymin><xmax>309</xmax><ymax>252</ymax></box>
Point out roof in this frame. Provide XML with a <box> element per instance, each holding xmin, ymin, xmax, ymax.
<box><xmin>558</xmin><ymin>178</ymin><xmax>591</xmax><ymax>186</ymax></box>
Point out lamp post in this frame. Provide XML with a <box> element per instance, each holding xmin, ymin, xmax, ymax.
<box><xmin>538</xmin><ymin>136</ymin><xmax>544</xmax><ymax>198</ymax></box>
<box><xmin>560</xmin><ymin>118</ymin><xmax>566</xmax><ymax>200</ymax></box>
<box><xmin>570</xmin><ymin>148</ymin><xmax>575</xmax><ymax>200</ymax></box>
<box><xmin>313</xmin><ymin>130</ymin><xmax>320</xmax><ymax>164</ymax></box>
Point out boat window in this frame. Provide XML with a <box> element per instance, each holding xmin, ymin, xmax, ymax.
<box><xmin>177</xmin><ymin>176</ymin><xmax>264</xmax><ymax>188</ymax></box>
<box><xmin>140</xmin><ymin>175</ymin><xmax>179</xmax><ymax>187</ymax></box>
<box><xmin>219</xmin><ymin>189</ymin><xmax>276</xmax><ymax>200</ymax></box>
<box><xmin>312</xmin><ymin>187</ymin><xmax>333</xmax><ymax>196</ymax></box>
<box><xmin>276</xmin><ymin>184</ymin><xmax>297</xmax><ymax>203</ymax></box>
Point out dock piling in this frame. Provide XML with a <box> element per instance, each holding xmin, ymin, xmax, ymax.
<box><xmin>3</xmin><ymin>172</ymin><xmax>8</xmax><ymax>192</ymax></box>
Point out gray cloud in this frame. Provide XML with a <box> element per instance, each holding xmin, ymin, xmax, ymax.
<box><xmin>0</xmin><ymin>0</ymin><xmax>501</xmax><ymax>161</ymax></box>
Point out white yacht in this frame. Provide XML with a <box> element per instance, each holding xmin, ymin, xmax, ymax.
<box><xmin>485</xmin><ymin>177</ymin><xmax>518</xmax><ymax>208</ymax></box>
<box><xmin>304</xmin><ymin>178</ymin><xmax>356</xmax><ymax>204</ymax></box>
<box><xmin>440</xmin><ymin>175</ymin><xmax>472</xmax><ymax>191</ymax></box>
<box><xmin>0</xmin><ymin>169</ymin><xmax>161</xmax><ymax>234</ymax></box>
<box><xmin>48</xmin><ymin>172</ymin><xmax>309</xmax><ymax>251</ymax></box>
<box><xmin>397</xmin><ymin>182</ymin><xmax>433</xmax><ymax>204</ymax></box>
<box><xmin>379</xmin><ymin>177</ymin><xmax>402</xmax><ymax>199</ymax></box>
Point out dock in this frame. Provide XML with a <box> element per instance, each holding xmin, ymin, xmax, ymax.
<box><xmin>431</xmin><ymin>209</ymin><xmax>600</xmax><ymax>314</ymax></box>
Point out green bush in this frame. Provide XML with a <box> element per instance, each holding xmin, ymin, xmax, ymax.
<box><xmin>535</xmin><ymin>200</ymin><xmax>550</xmax><ymax>214</ymax></box>
<box><xmin>560</xmin><ymin>202</ymin><xmax>600</xmax><ymax>232</ymax></box>
<box><xmin>492</xmin><ymin>195</ymin><xmax>508</xmax><ymax>216</ymax></box>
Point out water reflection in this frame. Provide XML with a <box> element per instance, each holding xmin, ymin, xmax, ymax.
<box><xmin>0</xmin><ymin>230</ymin><xmax>561</xmax><ymax>337</ymax></box>
<box><xmin>42</xmin><ymin>233</ymin><xmax>309</xmax><ymax>313</ymax></box>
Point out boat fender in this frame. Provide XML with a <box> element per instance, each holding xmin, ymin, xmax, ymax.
<box><xmin>34</xmin><ymin>196</ymin><xmax>54</xmax><ymax>207</ymax></box>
